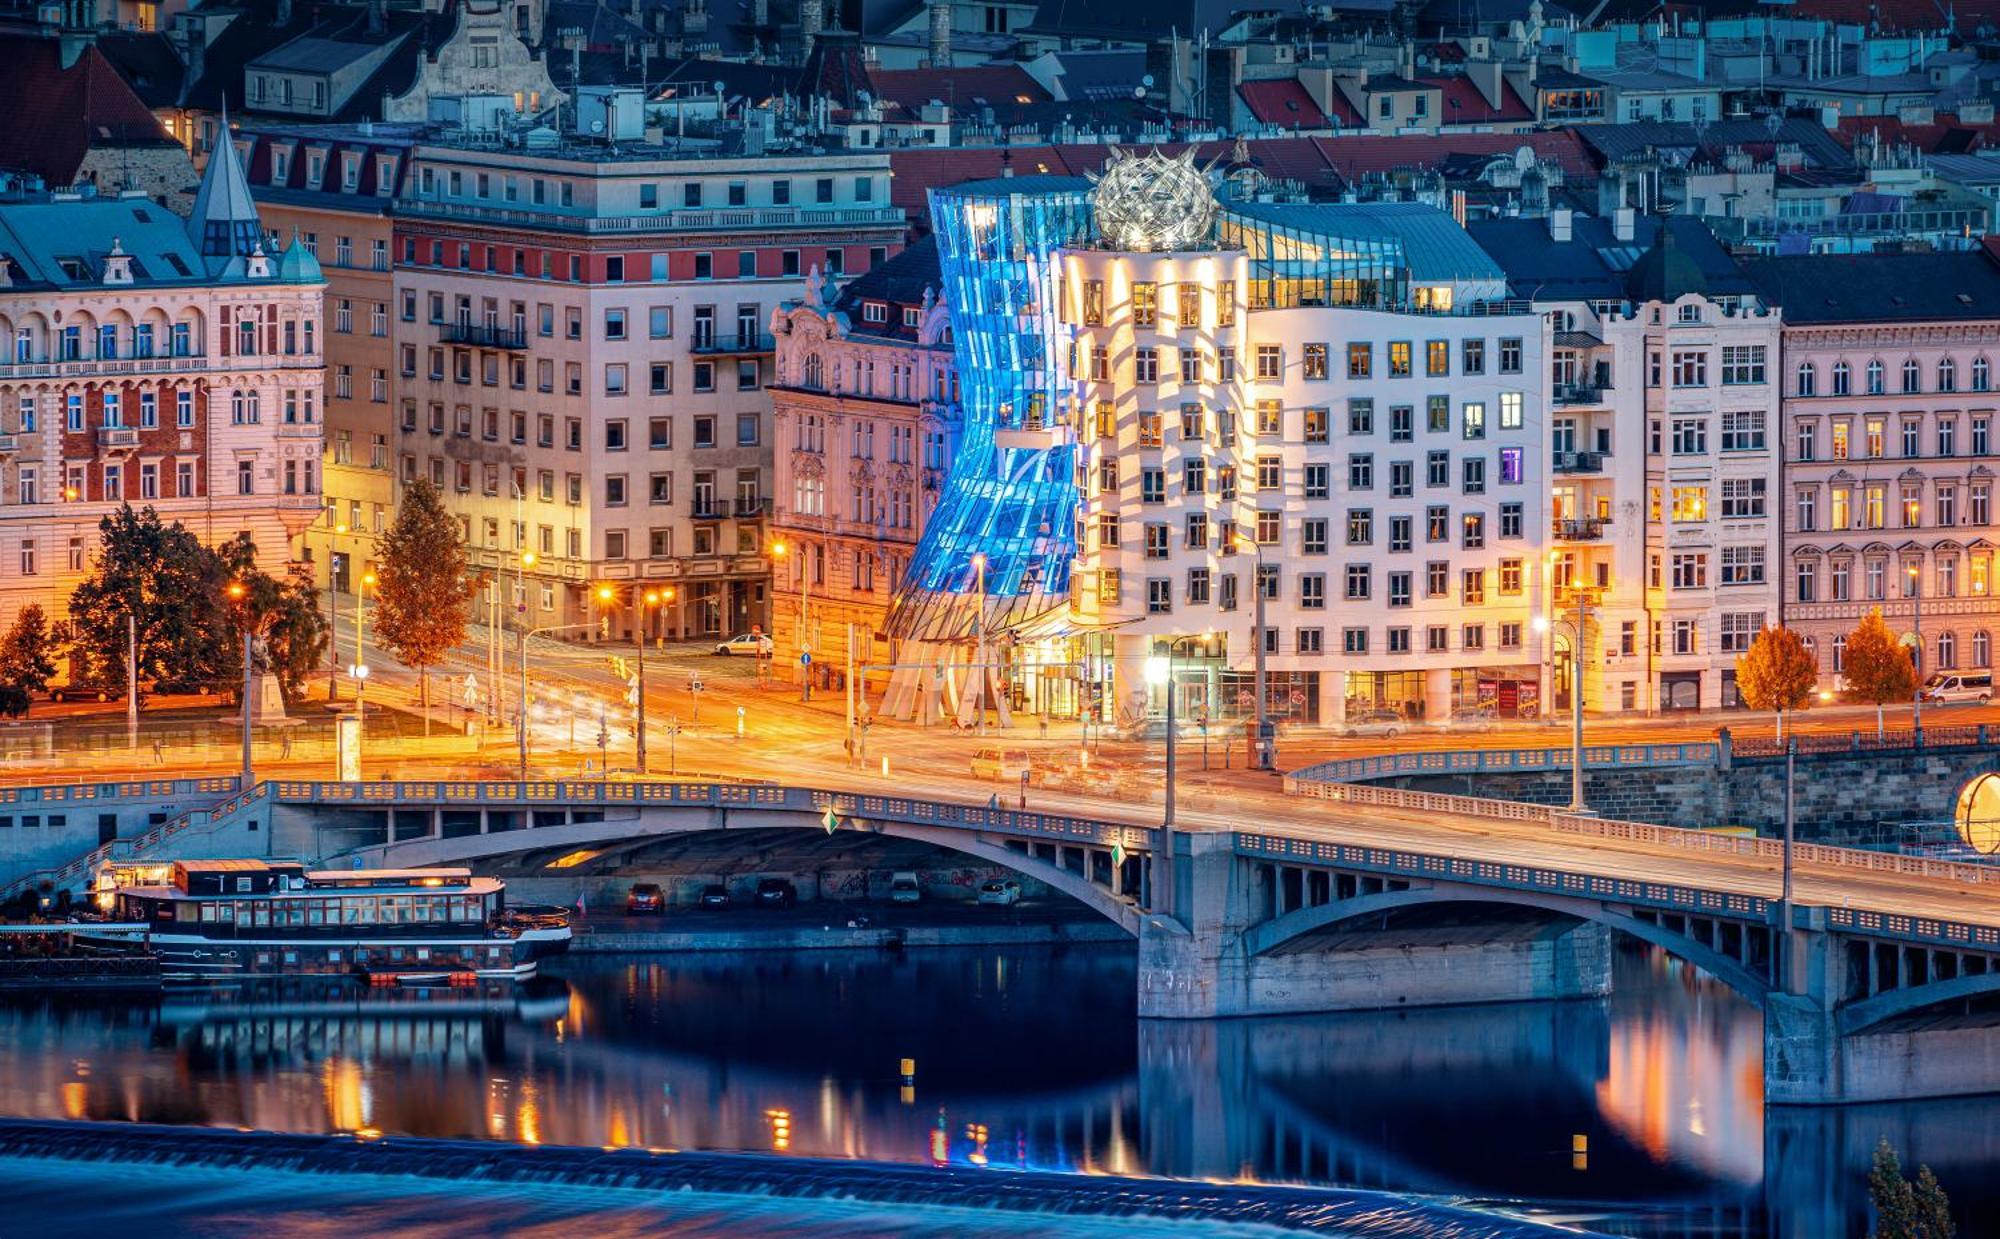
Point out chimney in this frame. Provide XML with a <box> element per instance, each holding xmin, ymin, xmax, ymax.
<box><xmin>927</xmin><ymin>0</ymin><xmax>950</xmax><ymax>68</ymax></box>
<box><xmin>799</xmin><ymin>0</ymin><xmax>822</xmax><ymax>57</ymax></box>
<box><xmin>753</xmin><ymin>0</ymin><xmax>768</xmax><ymax>24</ymax></box>
<box><xmin>185</xmin><ymin>21</ymin><xmax>206</xmax><ymax>89</ymax></box>
<box><xmin>367</xmin><ymin>0</ymin><xmax>385</xmax><ymax>37</ymax></box>
<box><xmin>1613</xmin><ymin>206</ymin><xmax>1635</xmax><ymax>243</ymax></box>
<box><xmin>276</xmin><ymin>0</ymin><xmax>292</xmax><ymax>26</ymax></box>
<box><xmin>1548</xmin><ymin>206</ymin><xmax>1572</xmax><ymax>243</ymax></box>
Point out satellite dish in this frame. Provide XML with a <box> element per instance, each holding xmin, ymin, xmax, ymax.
<box><xmin>714</xmin><ymin>80</ymin><xmax>727</xmax><ymax>95</ymax></box>
<box><xmin>1141</xmin><ymin>74</ymin><xmax>1155</xmax><ymax>88</ymax></box>
<box><xmin>1514</xmin><ymin>144</ymin><xmax>1535</xmax><ymax>171</ymax></box>
<box><xmin>590</xmin><ymin>120</ymin><xmax>605</xmax><ymax>133</ymax></box>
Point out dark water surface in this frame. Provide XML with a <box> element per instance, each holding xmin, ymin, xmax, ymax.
<box><xmin>0</xmin><ymin>943</ymin><xmax>1993</xmax><ymax>1237</ymax></box>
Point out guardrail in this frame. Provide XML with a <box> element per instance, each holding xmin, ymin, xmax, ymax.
<box><xmin>1289</xmin><ymin>743</ymin><xmax>1718</xmax><ymax>786</ymax></box>
<box><xmin>0</xmin><ymin>776</ymin><xmax>240</xmax><ymax>806</ymax></box>
<box><xmin>1731</xmin><ymin>725</ymin><xmax>1994</xmax><ymax>758</ymax></box>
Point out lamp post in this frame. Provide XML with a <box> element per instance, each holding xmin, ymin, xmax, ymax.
<box><xmin>972</xmin><ymin>552</ymin><xmax>987</xmax><ymax>737</ymax></box>
<box><xmin>1909</xmin><ymin>563</ymin><xmax>1925</xmax><ymax>738</ymax></box>
<box><xmin>328</xmin><ymin>522</ymin><xmax>348</xmax><ymax>702</ymax></box>
<box><xmin>517</xmin><ymin>620</ymin><xmax>599</xmax><ymax>780</ymax></box>
<box><xmin>226</xmin><ymin>580</ymin><xmax>253</xmax><ymax>786</ymax></box>
<box><xmin>1148</xmin><ymin>633</ymin><xmax>1212</xmax><ymax>918</ymax></box>
<box><xmin>772</xmin><ymin>540</ymin><xmax>812</xmax><ymax>700</ymax></box>
<box><xmin>1533</xmin><ymin>589</ymin><xmax>1594</xmax><ymax>813</ymax></box>
<box><xmin>597</xmin><ymin>584</ymin><xmax>672</xmax><ymax>774</ymax></box>
<box><xmin>1230</xmin><ymin>533</ymin><xmax>1272</xmax><ymax>770</ymax></box>
<box><xmin>353</xmin><ymin>570</ymin><xmax>374</xmax><ymax>722</ymax></box>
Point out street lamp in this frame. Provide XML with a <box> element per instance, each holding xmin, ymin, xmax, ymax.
<box><xmin>226</xmin><ymin>580</ymin><xmax>253</xmax><ymax>786</ymax></box>
<box><xmin>772</xmin><ymin>540</ymin><xmax>811</xmax><ymax>700</ymax></box>
<box><xmin>1150</xmin><ymin>631</ymin><xmax>1214</xmax><ymax>919</ymax></box>
<box><xmin>1909</xmin><ymin>563</ymin><xmax>1925</xmax><ymax>738</ymax></box>
<box><xmin>353</xmin><ymin>570</ymin><xmax>375</xmax><ymax>723</ymax></box>
<box><xmin>1532</xmin><ymin>587</ymin><xmax>1595</xmax><ymax>813</ymax></box>
<box><xmin>1229</xmin><ymin>533</ymin><xmax>1272</xmax><ymax>770</ymax></box>
<box><xmin>971</xmin><ymin>552</ymin><xmax>987</xmax><ymax>737</ymax></box>
<box><xmin>328</xmin><ymin>523</ymin><xmax>348</xmax><ymax>702</ymax></box>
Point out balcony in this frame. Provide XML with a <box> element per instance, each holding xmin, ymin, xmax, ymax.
<box><xmin>689</xmin><ymin>331</ymin><xmax>776</xmax><ymax>355</ymax></box>
<box><xmin>1552</xmin><ymin>450</ymin><xmax>1606</xmax><ymax>473</ymax></box>
<box><xmin>690</xmin><ymin>500</ymin><xmax>729</xmax><ymax>521</ymax></box>
<box><xmin>440</xmin><ymin>322</ymin><xmax>529</xmax><ymax>350</ymax></box>
<box><xmin>1553</xmin><ymin>382</ymin><xmax>1608</xmax><ymax>406</ymax></box>
<box><xmin>96</xmin><ymin>427</ymin><xmax>140</xmax><ymax>451</ymax></box>
<box><xmin>391</xmin><ymin>197</ymin><xmax>908</xmax><ymax>237</ymax></box>
<box><xmin>1552</xmin><ymin>517</ymin><xmax>1609</xmax><ymax>541</ymax></box>
<box><xmin>734</xmin><ymin>497</ymin><xmax>766</xmax><ymax>517</ymax></box>
<box><xmin>0</xmin><ymin>434</ymin><xmax>19</xmax><ymax>454</ymax></box>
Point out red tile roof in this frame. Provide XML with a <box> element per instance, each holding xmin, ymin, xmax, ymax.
<box><xmin>0</xmin><ymin>35</ymin><xmax>177</xmax><ymax>187</ymax></box>
<box><xmin>865</xmin><ymin>65</ymin><xmax>1052</xmax><ymax>115</ymax></box>
<box><xmin>1835</xmin><ymin>112</ymin><xmax>2000</xmax><ymax>155</ymax></box>
<box><xmin>1423</xmin><ymin>77</ymin><xmax>1535</xmax><ymax>127</ymax></box>
<box><xmin>1238</xmin><ymin>79</ymin><xmax>1331</xmax><ymax>130</ymax></box>
<box><xmin>1310</xmin><ymin>130</ymin><xmax>1596</xmax><ymax>181</ymax></box>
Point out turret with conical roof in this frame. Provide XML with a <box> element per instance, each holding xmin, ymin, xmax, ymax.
<box><xmin>186</xmin><ymin>112</ymin><xmax>265</xmax><ymax>279</ymax></box>
<box><xmin>275</xmin><ymin>228</ymin><xmax>323</xmax><ymax>284</ymax></box>
<box><xmin>1625</xmin><ymin>216</ymin><xmax>1707</xmax><ymax>304</ymax></box>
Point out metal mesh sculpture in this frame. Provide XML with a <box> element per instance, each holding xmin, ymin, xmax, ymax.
<box><xmin>1088</xmin><ymin>147</ymin><xmax>1217</xmax><ymax>253</ymax></box>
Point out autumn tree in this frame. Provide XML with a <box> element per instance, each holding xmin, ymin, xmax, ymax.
<box><xmin>0</xmin><ymin>605</ymin><xmax>59</xmax><ymax>718</ymax></box>
<box><xmin>67</xmin><ymin>505</ymin><xmax>234</xmax><ymax>700</ymax></box>
<box><xmin>1869</xmin><ymin>1137</ymin><xmax>1956</xmax><ymax>1239</ymax></box>
<box><xmin>372</xmin><ymin>479</ymin><xmax>474</xmax><ymax>721</ymax></box>
<box><xmin>1734</xmin><ymin>625</ymin><xmax>1819</xmax><ymax>742</ymax></box>
<box><xmin>1843</xmin><ymin>609</ymin><xmax>1920</xmax><ymax>739</ymax></box>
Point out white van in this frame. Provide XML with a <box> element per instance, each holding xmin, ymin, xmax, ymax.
<box><xmin>888</xmin><ymin>872</ymin><xmax>922</xmax><ymax>904</ymax></box>
<box><xmin>969</xmin><ymin>747</ymin><xmax>1032</xmax><ymax>780</ymax></box>
<box><xmin>1920</xmin><ymin>671</ymin><xmax>1993</xmax><ymax>705</ymax></box>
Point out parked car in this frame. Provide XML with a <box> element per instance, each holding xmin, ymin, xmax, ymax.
<box><xmin>1343</xmin><ymin>709</ymin><xmax>1407</xmax><ymax>739</ymax></box>
<box><xmin>1921</xmin><ymin>671</ymin><xmax>1993</xmax><ymax>706</ymax></box>
<box><xmin>47</xmin><ymin>676</ymin><xmax>116</xmax><ymax>704</ymax></box>
<box><xmin>697</xmin><ymin>883</ymin><xmax>731</xmax><ymax>909</ymax></box>
<box><xmin>625</xmin><ymin>882</ymin><xmax>665</xmax><ymax>916</ymax></box>
<box><xmin>1432</xmin><ymin>708</ymin><xmax>1499</xmax><ymax>734</ymax></box>
<box><xmin>714</xmin><ymin>633</ymin><xmax>774</xmax><ymax>658</ymax></box>
<box><xmin>969</xmin><ymin>747</ymin><xmax>1032</xmax><ymax>781</ymax></box>
<box><xmin>888</xmin><ymin>871</ymin><xmax>922</xmax><ymax>904</ymax></box>
<box><xmin>977</xmin><ymin>879</ymin><xmax>1022</xmax><ymax>907</ymax></box>
<box><xmin>755</xmin><ymin>878</ymin><xmax>797</xmax><ymax>909</ymax></box>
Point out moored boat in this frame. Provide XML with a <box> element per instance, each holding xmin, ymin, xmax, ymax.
<box><xmin>77</xmin><ymin>860</ymin><xmax>570</xmax><ymax>981</ymax></box>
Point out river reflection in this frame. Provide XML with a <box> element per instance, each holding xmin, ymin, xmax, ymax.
<box><xmin>0</xmin><ymin>944</ymin><xmax>1993</xmax><ymax>1237</ymax></box>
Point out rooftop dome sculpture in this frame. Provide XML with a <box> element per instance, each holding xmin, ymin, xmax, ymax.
<box><xmin>1089</xmin><ymin>146</ymin><xmax>1216</xmax><ymax>253</ymax></box>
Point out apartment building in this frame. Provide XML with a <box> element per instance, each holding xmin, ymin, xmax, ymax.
<box><xmin>768</xmin><ymin>238</ymin><xmax>959</xmax><ymax>677</ymax></box>
<box><xmin>1471</xmin><ymin>209</ymin><xmax>1783</xmax><ymax>712</ymax></box>
<box><xmin>387</xmin><ymin>132</ymin><xmax>902</xmax><ymax>640</ymax></box>
<box><xmin>239</xmin><ymin>121</ymin><xmax>419</xmax><ymax>601</ymax></box>
<box><xmin>0</xmin><ymin>136</ymin><xmax>325</xmax><ymax>626</ymax></box>
<box><xmin>1747</xmin><ymin>252</ymin><xmax>2000</xmax><ymax>690</ymax></box>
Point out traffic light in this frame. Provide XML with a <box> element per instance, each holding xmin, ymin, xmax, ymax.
<box><xmin>624</xmin><ymin>675</ymin><xmax>639</xmax><ymax>706</ymax></box>
<box><xmin>609</xmin><ymin>656</ymin><xmax>630</xmax><ymax>680</ymax></box>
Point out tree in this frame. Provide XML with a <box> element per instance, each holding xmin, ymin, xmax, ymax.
<box><xmin>1844</xmin><ymin>609</ymin><xmax>1920</xmax><ymax>738</ymax></box>
<box><xmin>67</xmin><ymin>505</ymin><xmax>234</xmax><ymax>700</ymax></box>
<box><xmin>372</xmin><ymin>478</ymin><xmax>474</xmax><ymax>722</ymax></box>
<box><xmin>1869</xmin><ymin>1137</ymin><xmax>1955</xmax><ymax>1239</ymax></box>
<box><xmin>1734</xmin><ymin>625</ymin><xmax>1819</xmax><ymax>742</ymax></box>
<box><xmin>0</xmin><ymin>604</ymin><xmax>58</xmax><ymax>718</ymax></box>
<box><xmin>217</xmin><ymin>536</ymin><xmax>328</xmax><ymax>709</ymax></box>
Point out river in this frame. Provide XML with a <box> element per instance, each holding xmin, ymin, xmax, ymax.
<box><xmin>0</xmin><ymin>942</ymin><xmax>1993</xmax><ymax>1236</ymax></box>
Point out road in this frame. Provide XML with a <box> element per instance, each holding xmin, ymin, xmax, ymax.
<box><xmin>11</xmin><ymin>611</ymin><xmax>2000</xmax><ymax>934</ymax></box>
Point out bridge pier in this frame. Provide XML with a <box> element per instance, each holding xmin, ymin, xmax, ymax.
<box><xmin>1138</xmin><ymin>835</ymin><xmax>1613</xmax><ymax>1019</ymax></box>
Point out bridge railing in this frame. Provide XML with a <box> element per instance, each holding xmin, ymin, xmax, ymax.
<box><xmin>1</xmin><ymin>781</ymin><xmax>269</xmax><ymax>902</ymax></box>
<box><xmin>272</xmin><ymin>779</ymin><xmax>1153</xmax><ymax>851</ymax></box>
<box><xmin>1288</xmin><ymin>742</ymin><xmax>1718</xmax><ymax>786</ymax></box>
<box><xmin>1284</xmin><ymin>772</ymin><xmax>2000</xmax><ymax>889</ymax></box>
<box><xmin>1731</xmin><ymin>725</ymin><xmax>1992</xmax><ymax>758</ymax></box>
<box><xmin>0</xmin><ymin>775</ymin><xmax>240</xmax><ymax>807</ymax></box>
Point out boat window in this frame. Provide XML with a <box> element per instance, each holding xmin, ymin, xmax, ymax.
<box><xmin>307</xmin><ymin>904</ymin><xmax>325</xmax><ymax>927</ymax></box>
<box><xmin>199</xmin><ymin>904</ymin><xmax>217</xmax><ymax>922</ymax></box>
<box><xmin>218</xmin><ymin>903</ymin><xmax>235</xmax><ymax>922</ymax></box>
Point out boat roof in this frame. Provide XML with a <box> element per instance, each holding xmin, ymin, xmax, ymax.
<box><xmin>305</xmin><ymin>868</ymin><xmax>473</xmax><ymax>882</ymax></box>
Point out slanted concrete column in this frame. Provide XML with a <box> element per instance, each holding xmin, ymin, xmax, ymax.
<box><xmin>1109</xmin><ymin>633</ymin><xmax>1151</xmax><ymax>730</ymax></box>
<box><xmin>1320</xmin><ymin>669</ymin><xmax>1347</xmax><ymax>726</ymax></box>
<box><xmin>1424</xmin><ymin>668</ymin><xmax>1453</xmax><ymax>723</ymax></box>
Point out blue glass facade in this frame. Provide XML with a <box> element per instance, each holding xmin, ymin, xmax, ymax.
<box><xmin>887</xmin><ymin>178</ymin><xmax>1095</xmax><ymax>642</ymax></box>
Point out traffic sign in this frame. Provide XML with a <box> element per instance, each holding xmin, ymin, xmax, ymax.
<box><xmin>822</xmin><ymin>805</ymin><xmax>839</xmax><ymax>835</ymax></box>
<box><xmin>800</xmin><ymin>652</ymin><xmax>812</xmax><ymax>666</ymax></box>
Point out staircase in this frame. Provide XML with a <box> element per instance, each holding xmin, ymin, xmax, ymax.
<box><xmin>2</xmin><ymin>784</ymin><xmax>274</xmax><ymax>905</ymax></box>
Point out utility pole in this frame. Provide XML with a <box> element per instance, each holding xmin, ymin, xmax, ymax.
<box><xmin>636</xmin><ymin>596</ymin><xmax>649</xmax><ymax>774</ymax></box>
<box><xmin>1571</xmin><ymin>589</ymin><xmax>1589</xmax><ymax>813</ymax></box>
<box><xmin>845</xmin><ymin>620</ymin><xmax>856</xmax><ymax>765</ymax></box>
<box><xmin>1781</xmin><ymin>736</ymin><xmax>1797</xmax><ymax>978</ymax></box>
<box><xmin>973</xmin><ymin>553</ymin><xmax>987</xmax><ymax>737</ymax></box>
<box><xmin>125</xmin><ymin>612</ymin><xmax>137</xmax><ymax>751</ymax></box>
<box><xmin>1911</xmin><ymin>565</ymin><xmax>1925</xmax><ymax>739</ymax></box>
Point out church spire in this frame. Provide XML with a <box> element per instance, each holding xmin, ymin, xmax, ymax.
<box><xmin>187</xmin><ymin>108</ymin><xmax>264</xmax><ymax>275</ymax></box>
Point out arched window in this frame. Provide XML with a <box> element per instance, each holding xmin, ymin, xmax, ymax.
<box><xmin>1866</xmin><ymin>360</ymin><xmax>1885</xmax><ymax>395</ymax></box>
<box><xmin>1903</xmin><ymin>358</ymin><xmax>1923</xmax><ymax>394</ymax></box>
<box><xmin>1800</xmin><ymin>634</ymin><xmax>1817</xmax><ymax>665</ymax></box>
<box><xmin>1796</xmin><ymin>362</ymin><xmax>1816</xmax><ymax>397</ymax></box>
<box><xmin>1940</xmin><ymin>630</ymin><xmax>1958</xmax><ymax>669</ymax></box>
<box><xmin>1939</xmin><ymin>357</ymin><xmax>1958</xmax><ymax>393</ymax></box>
<box><xmin>802</xmin><ymin>353</ymin><xmax>823</xmax><ymax>390</ymax></box>
<box><xmin>1977</xmin><ymin>630</ymin><xmax>1992</xmax><ymax>668</ymax></box>
<box><xmin>1976</xmin><ymin>357</ymin><xmax>1992</xmax><ymax>393</ymax></box>
<box><xmin>1832</xmin><ymin>634</ymin><xmax>1848</xmax><ymax>673</ymax></box>
<box><xmin>1832</xmin><ymin>361</ymin><xmax>1852</xmax><ymax>396</ymax></box>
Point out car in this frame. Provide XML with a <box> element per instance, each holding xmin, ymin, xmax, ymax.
<box><xmin>755</xmin><ymin>878</ymin><xmax>797</xmax><ymax>909</ymax></box>
<box><xmin>1343</xmin><ymin>709</ymin><xmax>1407</xmax><ymax>739</ymax></box>
<box><xmin>969</xmin><ymin>747</ymin><xmax>1032</xmax><ymax>781</ymax></box>
<box><xmin>976</xmin><ymin>879</ymin><xmax>1022</xmax><ymax>907</ymax></box>
<box><xmin>47</xmin><ymin>677</ymin><xmax>116</xmax><ymax>704</ymax></box>
<box><xmin>625</xmin><ymin>882</ymin><xmax>665</xmax><ymax>916</ymax></box>
<box><xmin>714</xmin><ymin>633</ymin><xmax>774</xmax><ymax>658</ymax></box>
<box><xmin>888</xmin><ymin>871</ymin><xmax>922</xmax><ymax>904</ymax></box>
<box><xmin>1921</xmin><ymin>671</ymin><xmax>1994</xmax><ymax>706</ymax></box>
<box><xmin>1432</xmin><ymin>708</ymin><xmax>1499</xmax><ymax>734</ymax></box>
<box><xmin>697</xmin><ymin>883</ymin><xmax>731</xmax><ymax>909</ymax></box>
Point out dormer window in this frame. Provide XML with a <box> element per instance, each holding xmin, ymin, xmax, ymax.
<box><xmin>862</xmin><ymin>302</ymin><xmax>888</xmax><ymax>324</ymax></box>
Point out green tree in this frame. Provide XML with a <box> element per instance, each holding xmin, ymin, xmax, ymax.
<box><xmin>66</xmin><ymin>505</ymin><xmax>234</xmax><ymax>700</ymax></box>
<box><xmin>217</xmin><ymin>536</ymin><xmax>328</xmax><ymax>709</ymax></box>
<box><xmin>1734</xmin><ymin>625</ymin><xmax>1819</xmax><ymax>742</ymax></box>
<box><xmin>372</xmin><ymin>479</ymin><xmax>474</xmax><ymax>721</ymax></box>
<box><xmin>1869</xmin><ymin>1137</ymin><xmax>1955</xmax><ymax>1238</ymax></box>
<box><xmin>1843</xmin><ymin>609</ymin><xmax>1920</xmax><ymax>739</ymax></box>
<box><xmin>0</xmin><ymin>604</ymin><xmax>59</xmax><ymax>718</ymax></box>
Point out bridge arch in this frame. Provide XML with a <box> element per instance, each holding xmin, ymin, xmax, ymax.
<box><xmin>331</xmin><ymin>806</ymin><xmax>1143</xmax><ymax>935</ymax></box>
<box><xmin>1838</xmin><ymin>970</ymin><xmax>2000</xmax><ymax>1034</ymax></box>
<box><xmin>1243</xmin><ymin>885</ymin><xmax>1775</xmax><ymax>1006</ymax></box>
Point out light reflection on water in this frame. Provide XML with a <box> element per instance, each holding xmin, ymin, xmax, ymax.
<box><xmin>0</xmin><ymin>943</ymin><xmax>1989</xmax><ymax>1236</ymax></box>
